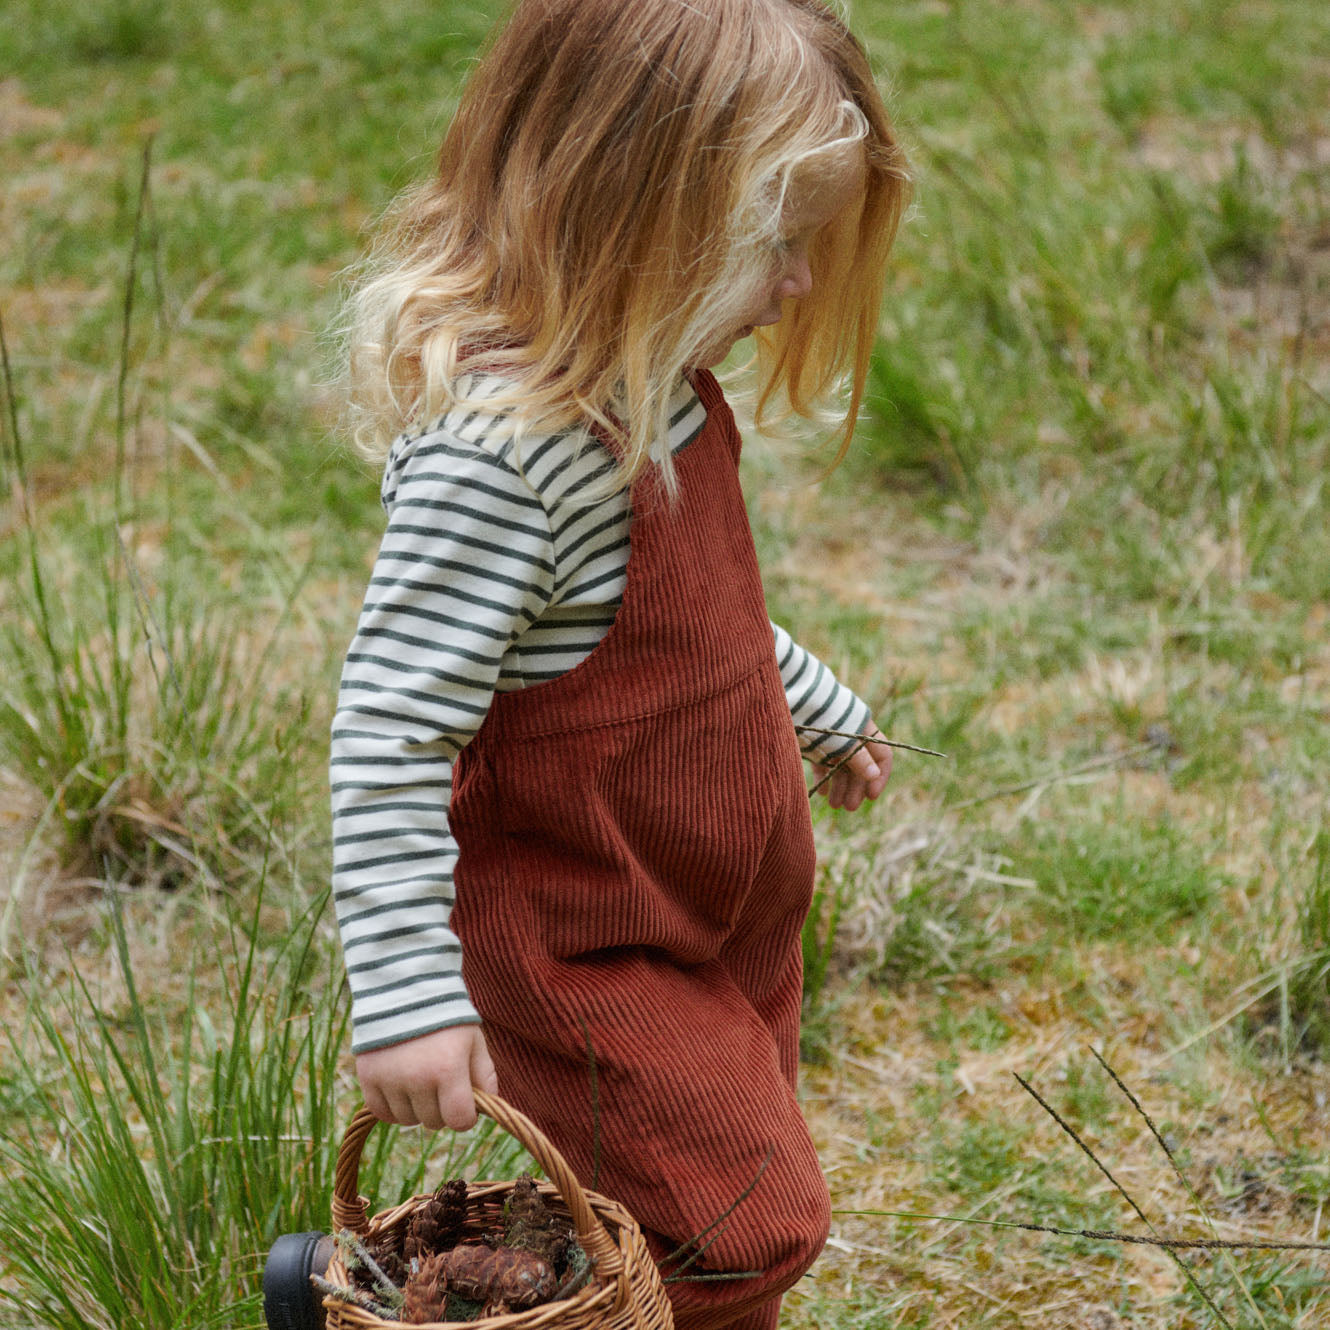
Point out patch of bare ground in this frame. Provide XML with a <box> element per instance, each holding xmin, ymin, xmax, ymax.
<box><xmin>0</xmin><ymin>786</ymin><xmax>194</xmax><ymax>1005</ymax></box>
<box><xmin>0</xmin><ymin>79</ymin><xmax>64</xmax><ymax>139</ymax></box>
<box><xmin>0</xmin><ymin>281</ymin><xmax>110</xmax><ymax>331</ymax></box>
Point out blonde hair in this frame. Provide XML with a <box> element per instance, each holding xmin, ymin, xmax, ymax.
<box><xmin>341</xmin><ymin>0</ymin><xmax>909</xmax><ymax>492</ymax></box>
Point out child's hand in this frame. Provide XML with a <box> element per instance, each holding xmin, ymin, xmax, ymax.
<box><xmin>356</xmin><ymin>1023</ymin><xmax>498</xmax><ymax>1132</ymax></box>
<box><xmin>811</xmin><ymin>724</ymin><xmax>893</xmax><ymax>811</ymax></box>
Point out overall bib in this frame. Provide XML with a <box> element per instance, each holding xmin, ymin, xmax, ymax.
<box><xmin>450</xmin><ymin>370</ymin><xmax>830</xmax><ymax>1330</ymax></box>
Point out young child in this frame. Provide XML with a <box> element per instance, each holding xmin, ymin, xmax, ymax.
<box><xmin>331</xmin><ymin>2</ymin><xmax>909</xmax><ymax>1325</ymax></box>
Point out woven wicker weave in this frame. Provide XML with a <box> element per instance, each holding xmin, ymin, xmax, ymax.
<box><xmin>321</xmin><ymin>1091</ymin><xmax>674</xmax><ymax>1330</ymax></box>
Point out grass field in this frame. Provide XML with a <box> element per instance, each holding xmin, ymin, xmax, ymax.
<box><xmin>2</xmin><ymin>0</ymin><xmax>1329</xmax><ymax>1326</ymax></box>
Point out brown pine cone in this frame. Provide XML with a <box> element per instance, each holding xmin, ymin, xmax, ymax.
<box><xmin>401</xmin><ymin>1250</ymin><xmax>450</xmax><ymax>1325</ymax></box>
<box><xmin>439</xmin><ymin>1243</ymin><xmax>557</xmax><ymax>1310</ymax></box>
<box><xmin>503</xmin><ymin>1176</ymin><xmax>572</xmax><ymax>1266</ymax></box>
<box><xmin>404</xmin><ymin>1178</ymin><xmax>470</xmax><ymax>1261</ymax></box>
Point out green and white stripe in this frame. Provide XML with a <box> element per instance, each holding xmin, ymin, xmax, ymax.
<box><xmin>331</xmin><ymin>377</ymin><xmax>869</xmax><ymax>1053</ymax></box>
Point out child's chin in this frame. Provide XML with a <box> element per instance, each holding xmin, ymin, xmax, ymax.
<box><xmin>691</xmin><ymin>330</ymin><xmax>752</xmax><ymax>369</ymax></box>
<box><xmin>688</xmin><ymin>345</ymin><xmax>729</xmax><ymax>370</ymax></box>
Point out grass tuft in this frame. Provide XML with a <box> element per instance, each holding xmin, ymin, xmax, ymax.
<box><xmin>0</xmin><ymin>881</ymin><xmax>524</xmax><ymax>1330</ymax></box>
<box><xmin>1012</xmin><ymin>814</ymin><xmax>1221</xmax><ymax>939</ymax></box>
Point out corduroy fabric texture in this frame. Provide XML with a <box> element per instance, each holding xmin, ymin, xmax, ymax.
<box><xmin>450</xmin><ymin>370</ymin><xmax>830</xmax><ymax>1330</ymax></box>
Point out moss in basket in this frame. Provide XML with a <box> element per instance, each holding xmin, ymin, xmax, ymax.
<box><xmin>443</xmin><ymin>1292</ymin><xmax>485</xmax><ymax>1323</ymax></box>
<box><xmin>337</xmin><ymin>1229</ymin><xmax>407</xmax><ymax>1313</ymax></box>
<box><xmin>554</xmin><ymin>1243</ymin><xmax>592</xmax><ymax>1298</ymax></box>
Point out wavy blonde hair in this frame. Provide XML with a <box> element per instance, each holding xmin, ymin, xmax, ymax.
<box><xmin>341</xmin><ymin>0</ymin><xmax>909</xmax><ymax>492</ymax></box>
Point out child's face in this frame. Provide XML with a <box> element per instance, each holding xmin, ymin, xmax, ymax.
<box><xmin>691</xmin><ymin>149</ymin><xmax>866</xmax><ymax>370</ymax></box>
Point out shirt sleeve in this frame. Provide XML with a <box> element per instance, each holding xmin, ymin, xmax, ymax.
<box><xmin>330</xmin><ymin>431</ymin><xmax>555</xmax><ymax>1054</ymax></box>
<box><xmin>770</xmin><ymin>621</ymin><xmax>872</xmax><ymax>763</ymax></box>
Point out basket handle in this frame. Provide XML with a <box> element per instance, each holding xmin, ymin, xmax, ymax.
<box><xmin>330</xmin><ymin>1091</ymin><xmax>627</xmax><ymax>1291</ymax></box>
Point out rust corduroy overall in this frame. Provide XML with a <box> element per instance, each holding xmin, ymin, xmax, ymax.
<box><xmin>450</xmin><ymin>370</ymin><xmax>831</xmax><ymax>1330</ymax></box>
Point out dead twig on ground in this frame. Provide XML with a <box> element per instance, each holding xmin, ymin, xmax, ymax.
<box><xmin>1014</xmin><ymin>1072</ymin><xmax>1236</xmax><ymax>1329</ymax></box>
<box><xmin>834</xmin><ymin>1208</ymin><xmax>1330</xmax><ymax>1253</ymax></box>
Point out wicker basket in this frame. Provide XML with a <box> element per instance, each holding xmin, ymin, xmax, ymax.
<box><xmin>321</xmin><ymin>1090</ymin><xmax>674</xmax><ymax>1330</ymax></box>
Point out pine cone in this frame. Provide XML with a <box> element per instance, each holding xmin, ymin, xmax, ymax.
<box><xmin>404</xmin><ymin>1178</ymin><xmax>470</xmax><ymax>1261</ymax></box>
<box><xmin>401</xmin><ymin>1250</ymin><xmax>450</xmax><ymax>1325</ymax></box>
<box><xmin>503</xmin><ymin>1176</ymin><xmax>572</xmax><ymax>1266</ymax></box>
<box><xmin>364</xmin><ymin>1236</ymin><xmax>408</xmax><ymax>1290</ymax></box>
<box><xmin>439</xmin><ymin>1242</ymin><xmax>557</xmax><ymax>1310</ymax></box>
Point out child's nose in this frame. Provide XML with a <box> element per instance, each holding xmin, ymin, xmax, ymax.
<box><xmin>777</xmin><ymin>250</ymin><xmax>814</xmax><ymax>302</ymax></box>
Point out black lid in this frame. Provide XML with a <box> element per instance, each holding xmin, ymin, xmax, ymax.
<box><xmin>262</xmin><ymin>1231</ymin><xmax>334</xmax><ymax>1330</ymax></box>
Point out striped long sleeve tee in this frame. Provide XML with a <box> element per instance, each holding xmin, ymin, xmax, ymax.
<box><xmin>331</xmin><ymin>376</ymin><xmax>872</xmax><ymax>1053</ymax></box>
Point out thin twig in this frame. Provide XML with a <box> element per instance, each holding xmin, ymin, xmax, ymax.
<box><xmin>658</xmin><ymin>1144</ymin><xmax>774</xmax><ymax>1275</ymax></box>
<box><xmin>311</xmin><ymin>1274</ymin><xmax>401</xmax><ymax>1321</ymax></box>
<box><xmin>578</xmin><ymin>1015</ymin><xmax>602</xmax><ymax>1194</ymax></box>
<box><xmin>833</xmin><ymin>1208</ymin><xmax>1330</xmax><ymax>1252</ymax></box>
<box><xmin>335</xmin><ymin>1229</ymin><xmax>405</xmax><ymax>1307</ymax></box>
<box><xmin>793</xmin><ymin>725</ymin><xmax>949</xmax><ymax>759</ymax></box>
<box><xmin>1014</xmin><ymin>1073</ymin><xmax>1236</xmax><ymax>1330</ymax></box>
<box><xmin>552</xmin><ymin>1255</ymin><xmax>594</xmax><ymax>1300</ymax></box>
<box><xmin>808</xmin><ymin>736</ymin><xmax>872</xmax><ymax>798</ymax></box>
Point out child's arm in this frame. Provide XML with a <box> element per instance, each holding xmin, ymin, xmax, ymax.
<box><xmin>331</xmin><ymin>423</ymin><xmax>556</xmax><ymax>1121</ymax></box>
<box><xmin>771</xmin><ymin>621</ymin><xmax>892</xmax><ymax>809</ymax></box>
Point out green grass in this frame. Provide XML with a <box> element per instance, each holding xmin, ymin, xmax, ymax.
<box><xmin>1009</xmin><ymin>812</ymin><xmax>1221</xmax><ymax>939</ymax></box>
<box><xmin>4</xmin><ymin>0</ymin><xmax>1330</xmax><ymax>1325</ymax></box>
<box><xmin>0</xmin><ymin>883</ymin><xmax>526</xmax><ymax>1330</ymax></box>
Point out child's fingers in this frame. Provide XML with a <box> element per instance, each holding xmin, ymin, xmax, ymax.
<box><xmin>357</xmin><ymin>1025</ymin><xmax>489</xmax><ymax>1132</ymax></box>
<box><xmin>471</xmin><ymin>1026</ymin><xmax>500</xmax><ymax>1095</ymax></box>
<box><xmin>435</xmin><ymin>1081</ymin><xmax>478</xmax><ymax>1133</ymax></box>
<box><xmin>362</xmin><ymin>1082</ymin><xmax>394</xmax><ymax>1124</ymax></box>
<box><xmin>384</xmin><ymin>1088</ymin><xmax>421</xmax><ymax>1126</ymax></box>
<box><xmin>832</xmin><ymin>743</ymin><xmax>879</xmax><ymax>810</ymax></box>
<box><xmin>838</xmin><ymin>769</ymin><xmax>868</xmax><ymax>811</ymax></box>
<box><xmin>811</xmin><ymin>721</ymin><xmax>897</xmax><ymax>808</ymax></box>
<box><xmin>844</xmin><ymin>743</ymin><xmax>882</xmax><ymax>785</ymax></box>
<box><xmin>828</xmin><ymin>762</ymin><xmax>860</xmax><ymax>810</ymax></box>
<box><xmin>862</xmin><ymin>732</ymin><xmax>893</xmax><ymax>797</ymax></box>
<box><xmin>816</xmin><ymin>728</ymin><xmax>893</xmax><ymax>809</ymax></box>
